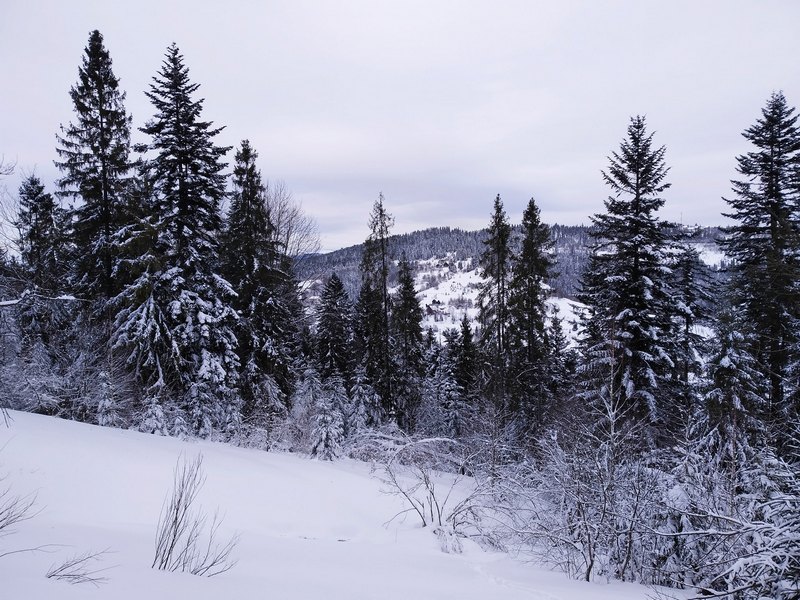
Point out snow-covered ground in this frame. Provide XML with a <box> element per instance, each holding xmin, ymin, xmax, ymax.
<box><xmin>0</xmin><ymin>411</ymin><xmax>661</xmax><ymax>599</ymax></box>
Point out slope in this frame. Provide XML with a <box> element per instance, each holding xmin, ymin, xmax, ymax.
<box><xmin>1</xmin><ymin>411</ymin><xmax>670</xmax><ymax>599</ymax></box>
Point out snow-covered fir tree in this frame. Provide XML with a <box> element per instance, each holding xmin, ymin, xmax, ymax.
<box><xmin>451</xmin><ymin>315</ymin><xmax>480</xmax><ymax>410</ymax></box>
<box><xmin>478</xmin><ymin>194</ymin><xmax>513</xmax><ymax>414</ymax></box>
<box><xmin>348</xmin><ymin>364</ymin><xmax>382</xmax><ymax>432</ymax></box>
<box><xmin>112</xmin><ymin>44</ymin><xmax>239</xmax><ymax>436</ymax></box>
<box><xmin>720</xmin><ymin>91</ymin><xmax>800</xmax><ymax>445</ymax></box>
<box><xmin>356</xmin><ymin>194</ymin><xmax>394</xmax><ymax>421</ymax></box>
<box><xmin>16</xmin><ymin>175</ymin><xmax>69</xmax><ymax>290</ymax></box>
<box><xmin>669</xmin><ymin>244</ymin><xmax>713</xmax><ymax>416</ymax></box>
<box><xmin>315</xmin><ymin>272</ymin><xmax>354</xmax><ymax>384</ymax></box>
<box><xmin>310</xmin><ymin>377</ymin><xmax>345</xmax><ymax>460</ymax></box>
<box><xmin>507</xmin><ymin>196</ymin><xmax>555</xmax><ymax>432</ymax></box>
<box><xmin>220</xmin><ymin>139</ymin><xmax>293</xmax><ymax>425</ymax></box>
<box><xmin>578</xmin><ymin>115</ymin><xmax>677</xmax><ymax>448</ymax></box>
<box><xmin>55</xmin><ymin>29</ymin><xmax>132</xmax><ymax>304</ymax></box>
<box><xmin>390</xmin><ymin>253</ymin><xmax>424</xmax><ymax>431</ymax></box>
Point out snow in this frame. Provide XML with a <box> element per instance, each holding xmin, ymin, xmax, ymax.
<box><xmin>0</xmin><ymin>411</ymin><xmax>661</xmax><ymax>599</ymax></box>
<box><xmin>690</xmin><ymin>243</ymin><xmax>725</xmax><ymax>268</ymax></box>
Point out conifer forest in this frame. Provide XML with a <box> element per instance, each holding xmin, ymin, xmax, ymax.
<box><xmin>1</xmin><ymin>30</ymin><xmax>799</xmax><ymax>599</ymax></box>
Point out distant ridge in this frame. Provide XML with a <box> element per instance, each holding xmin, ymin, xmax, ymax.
<box><xmin>297</xmin><ymin>224</ymin><xmax>724</xmax><ymax>301</ymax></box>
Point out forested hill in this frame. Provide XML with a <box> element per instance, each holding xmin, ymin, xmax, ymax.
<box><xmin>297</xmin><ymin>224</ymin><xmax>724</xmax><ymax>300</ymax></box>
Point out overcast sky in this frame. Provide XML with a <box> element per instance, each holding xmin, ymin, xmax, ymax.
<box><xmin>1</xmin><ymin>1</ymin><xmax>799</xmax><ymax>251</ymax></box>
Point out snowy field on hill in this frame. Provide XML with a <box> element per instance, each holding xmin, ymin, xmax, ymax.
<box><xmin>1</xmin><ymin>411</ymin><xmax>669</xmax><ymax>600</ymax></box>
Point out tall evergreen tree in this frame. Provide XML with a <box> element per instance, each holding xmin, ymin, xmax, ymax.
<box><xmin>578</xmin><ymin>115</ymin><xmax>676</xmax><ymax>447</ymax></box>
<box><xmin>507</xmin><ymin>197</ymin><xmax>555</xmax><ymax>429</ymax></box>
<box><xmin>478</xmin><ymin>194</ymin><xmax>513</xmax><ymax>413</ymax></box>
<box><xmin>221</xmin><ymin>140</ymin><xmax>292</xmax><ymax>422</ymax></box>
<box><xmin>418</xmin><ymin>341</ymin><xmax>466</xmax><ymax>438</ymax></box>
<box><xmin>316</xmin><ymin>272</ymin><xmax>354</xmax><ymax>383</ymax></box>
<box><xmin>113</xmin><ymin>44</ymin><xmax>238</xmax><ymax>436</ymax></box>
<box><xmin>391</xmin><ymin>253</ymin><xmax>424</xmax><ymax>430</ymax></box>
<box><xmin>720</xmin><ymin>91</ymin><xmax>800</xmax><ymax>436</ymax></box>
<box><xmin>16</xmin><ymin>175</ymin><xmax>68</xmax><ymax>290</ymax></box>
<box><xmin>55</xmin><ymin>29</ymin><xmax>132</xmax><ymax>302</ymax></box>
<box><xmin>452</xmin><ymin>315</ymin><xmax>480</xmax><ymax>407</ymax></box>
<box><xmin>357</xmin><ymin>194</ymin><xmax>394</xmax><ymax>420</ymax></box>
<box><xmin>704</xmin><ymin>309</ymin><xmax>768</xmax><ymax>453</ymax></box>
<box><xmin>546</xmin><ymin>305</ymin><xmax>575</xmax><ymax>404</ymax></box>
<box><xmin>670</xmin><ymin>244</ymin><xmax>713</xmax><ymax>416</ymax></box>
<box><xmin>222</xmin><ymin>140</ymin><xmax>276</xmax><ymax>301</ymax></box>
<box><xmin>14</xmin><ymin>175</ymin><xmax>71</xmax><ymax>371</ymax></box>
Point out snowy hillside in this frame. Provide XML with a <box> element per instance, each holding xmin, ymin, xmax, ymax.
<box><xmin>1</xmin><ymin>411</ymin><xmax>661</xmax><ymax>600</ymax></box>
<box><xmin>301</xmin><ymin>224</ymin><xmax>723</xmax><ymax>344</ymax></box>
<box><xmin>409</xmin><ymin>255</ymin><xmax>583</xmax><ymax>343</ymax></box>
<box><xmin>304</xmin><ymin>252</ymin><xmax>585</xmax><ymax>345</ymax></box>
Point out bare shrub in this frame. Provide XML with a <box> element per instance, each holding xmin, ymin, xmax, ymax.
<box><xmin>377</xmin><ymin>436</ymin><xmax>483</xmax><ymax>553</ymax></box>
<box><xmin>46</xmin><ymin>549</ymin><xmax>112</xmax><ymax>586</ymax></box>
<box><xmin>152</xmin><ymin>454</ymin><xmax>239</xmax><ymax>577</ymax></box>
<box><xmin>0</xmin><ymin>478</ymin><xmax>37</xmax><ymax>543</ymax></box>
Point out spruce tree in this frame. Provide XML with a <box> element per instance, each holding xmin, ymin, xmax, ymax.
<box><xmin>452</xmin><ymin>314</ymin><xmax>479</xmax><ymax>406</ymax></box>
<box><xmin>16</xmin><ymin>175</ymin><xmax>68</xmax><ymax>290</ymax></box>
<box><xmin>391</xmin><ymin>254</ymin><xmax>424</xmax><ymax>430</ymax></box>
<box><xmin>704</xmin><ymin>309</ymin><xmax>768</xmax><ymax>452</ymax></box>
<box><xmin>419</xmin><ymin>341</ymin><xmax>465</xmax><ymax>438</ymax></box>
<box><xmin>221</xmin><ymin>140</ymin><xmax>292</xmax><ymax>422</ymax></box>
<box><xmin>113</xmin><ymin>44</ymin><xmax>238</xmax><ymax>436</ymax></box>
<box><xmin>357</xmin><ymin>194</ymin><xmax>394</xmax><ymax>420</ymax></box>
<box><xmin>720</xmin><ymin>91</ymin><xmax>800</xmax><ymax>435</ymax></box>
<box><xmin>546</xmin><ymin>305</ymin><xmax>575</xmax><ymax>405</ymax></box>
<box><xmin>316</xmin><ymin>272</ymin><xmax>354</xmax><ymax>383</ymax></box>
<box><xmin>478</xmin><ymin>194</ymin><xmax>512</xmax><ymax>413</ymax></box>
<box><xmin>349</xmin><ymin>364</ymin><xmax>383</xmax><ymax>430</ymax></box>
<box><xmin>15</xmin><ymin>175</ymin><xmax>71</xmax><ymax>370</ymax></box>
<box><xmin>507</xmin><ymin>197</ymin><xmax>555</xmax><ymax>429</ymax></box>
<box><xmin>222</xmin><ymin>140</ymin><xmax>276</xmax><ymax>303</ymax></box>
<box><xmin>670</xmin><ymin>245</ymin><xmax>713</xmax><ymax>415</ymax></box>
<box><xmin>55</xmin><ymin>30</ymin><xmax>132</xmax><ymax>302</ymax></box>
<box><xmin>578</xmin><ymin>115</ymin><xmax>676</xmax><ymax>446</ymax></box>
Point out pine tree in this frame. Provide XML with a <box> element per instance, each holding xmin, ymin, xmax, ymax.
<box><xmin>323</xmin><ymin>373</ymin><xmax>350</xmax><ymax>436</ymax></box>
<box><xmin>357</xmin><ymin>194</ymin><xmax>394</xmax><ymax>420</ymax></box>
<box><xmin>419</xmin><ymin>341</ymin><xmax>470</xmax><ymax>438</ymax></box>
<box><xmin>316</xmin><ymin>272</ymin><xmax>354</xmax><ymax>383</ymax></box>
<box><xmin>113</xmin><ymin>44</ymin><xmax>238</xmax><ymax>436</ymax></box>
<box><xmin>310</xmin><ymin>392</ymin><xmax>344</xmax><ymax>460</ymax></box>
<box><xmin>670</xmin><ymin>244</ymin><xmax>713</xmax><ymax>415</ymax></box>
<box><xmin>391</xmin><ymin>254</ymin><xmax>424</xmax><ymax>430</ymax></box>
<box><xmin>704</xmin><ymin>309</ymin><xmax>768</xmax><ymax>455</ymax></box>
<box><xmin>545</xmin><ymin>305</ymin><xmax>575</xmax><ymax>415</ymax></box>
<box><xmin>478</xmin><ymin>194</ymin><xmax>513</xmax><ymax>413</ymax></box>
<box><xmin>14</xmin><ymin>175</ymin><xmax>73</xmax><ymax>380</ymax></box>
<box><xmin>16</xmin><ymin>175</ymin><xmax>68</xmax><ymax>290</ymax></box>
<box><xmin>221</xmin><ymin>140</ymin><xmax>292</xmax><ymax>423</ymax></box>
<box><xmin>452</xmin><ymin>314</ymin><xmax>479</xmax><ymax>406</ymax></box>
<box><xmin>720</xmin><ymin>92</ymin><xmax>800</xmax><ymax>436</ymax></box>
<box><xmin>55</xmin><ymin>30</ymin><xmax>132</xmax><ymax>302</ymax></box>
<box><xmin>349</xmin><ymin>364</ymin><xmax>383</xmax><ymax>430</ymax></box>
<box><xmin>222</xmin><ymin>140</ymin><xmax>276</xmax><ymax>304</ymax></box>
<box><xmin>507</xmin><ymin>197</ymin><xmax>555</xmax><ymax>430</ymax></box>
<box><xmin>578</xmin><ymin>115</ymin><xmax>676</xmax><ymax>447</ymax></box>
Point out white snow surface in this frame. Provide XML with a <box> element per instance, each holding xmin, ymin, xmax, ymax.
<box><xmin>689</xmin><ymin>242</ymin><xmax>725</xmax><ymax>268</ymax></box>
<box><xmin>0</xmin><ymin>411</ymin><xmax>661</xmax><ymax>600</ymax></box>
